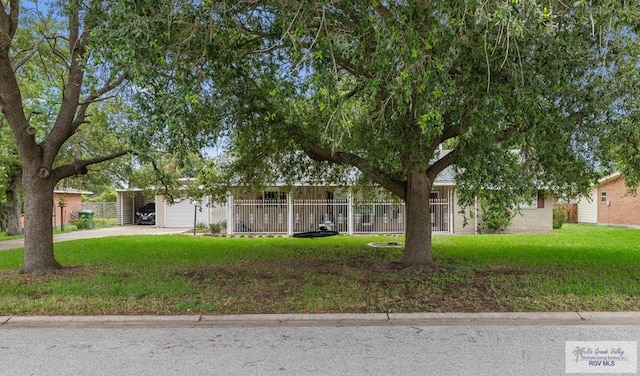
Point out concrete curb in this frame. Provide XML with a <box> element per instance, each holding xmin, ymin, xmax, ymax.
<box><xmin>3</xmin><ymin>312</ymin><xmax>640</xmax><ymax>328</ymax></box>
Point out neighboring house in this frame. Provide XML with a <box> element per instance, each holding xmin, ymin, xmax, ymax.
<box><xmin>52</xmin><ymin>188</ymin><xmax>93</xmax><ymax>227</ymax></box>
<box><xmin>116</xmin><ymin>168</ymin><xmax>552</xmax><ymax>235</ymax></box>
<box><xmin>577</xmin><ymin>172</ymin><xmax>640</xmax><ymax>227</ymax></box>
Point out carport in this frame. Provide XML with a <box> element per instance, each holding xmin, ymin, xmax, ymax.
<box><xmin>116</xmin><ymin>189</ymin><xmax>155</xmax><ymax>226</ymax></box>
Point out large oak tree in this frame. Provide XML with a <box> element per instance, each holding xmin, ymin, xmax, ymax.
<box><xmin>122</xmin><ymin>1</ymin><xmax>639</xmax><ymax>271</ymax></box>
<box><xmin>0</xmin><ymin>0</ymin><xmax>131</xmax><ymax>273</ymax></box>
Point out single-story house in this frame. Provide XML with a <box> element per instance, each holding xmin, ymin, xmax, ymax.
<box><xmin>577</xmin><ymin>172</ymin><xmax>640</xmax><ymax>227</ymax></box>
<box><xmin>117</xmin><ymin>169</ymin><xmax>553</xmax><ymax>235</ymax></box>
<box><xmin>52</xmin><ymin>188</ymin><xmax>93</xmax><ymax>226</ymax></box>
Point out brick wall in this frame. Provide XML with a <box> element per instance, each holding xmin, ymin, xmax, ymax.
<box><xmin>597</xmin><ymin>176</ymin><xmax>640</xmax><ymax>226</ymax></box>
<box><xmin>451</xmin><ymin>191</ymin><xmax>552</xmax><ymax>234</ymax></box>
<box><xmin>504</xmin><ymin>197</ymin><xmax>553</xmax><ymax>233</ymax></box>
<box><xmin>52</xmin><ymin>193</ymin><xmax>83</xmax><ymax>225</ymax></box>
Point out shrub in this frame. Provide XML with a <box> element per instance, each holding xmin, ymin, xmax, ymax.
<box><xmin>71</xmin><ymin>218</ymin><xmax>87</xmax><ymax>230</ymax></box>
<box><xmin>209</xmin><ymin>221</ymin><xmax>226</xmax><ymax>234</ymax></box>
<box><xmin>553</xmin><ymin>206</ymin><xmax>566</xmax><ymax>229</ymax></box>
<box><xmin>479</xmin><ymin>197</ymin><xmax>514</xmax><ymax>233</ymax></box>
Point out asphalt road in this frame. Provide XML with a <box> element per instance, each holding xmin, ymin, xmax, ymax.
<box><xmin>1</xmin><ymin>313</ymin><xmax>639</xmax><ymax>376</ymax></box>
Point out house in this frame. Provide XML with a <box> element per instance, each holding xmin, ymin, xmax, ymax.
<box><xmin>52</xmin><ymin>188</ymin><xmax>93</xmax><ymax>227</ymax></box>
<box><xmin>577</xmin><ymin>172</ymin><xmax>640</xmax><ymax>227</ymax></box>
<box><xmin>116</xmin><ymin>168</ymin><xmax>553</xmax><ymax>235</ymax></box>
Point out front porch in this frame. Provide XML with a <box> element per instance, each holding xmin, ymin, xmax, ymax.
<box><xmin>229</xmin><ymin>188</ymin><xmax>453</xmax><ymax>235</ymax></box>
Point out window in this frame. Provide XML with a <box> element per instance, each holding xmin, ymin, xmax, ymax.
<box><xmin>520</xmin><ymin>192</ymin><xmax>544</xmax><ymax>209</ymax></box>
<box><xmin>601</xmin><ymin>191</ymin><xmax>607</xmax><ymax>203</ymax></box>
<box><xmin>264</xmin><ymin>191</ymin><xmax>278</xmax><ymax>201</ymax></box>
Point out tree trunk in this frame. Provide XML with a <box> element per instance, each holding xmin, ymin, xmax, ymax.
<box><xmin>20</xmin><ymin>166</ymin><xmax>61</xmax><ymax>274</ymax></box>
<box><xmin>5</xmin><ymin>170</ymin><xmax>23</xmax><ymax>236</ymax></box>
<box><xmin>401</xmin><ymin>170</ymin><xmax>436</xmax><ymax>272</ymax></box>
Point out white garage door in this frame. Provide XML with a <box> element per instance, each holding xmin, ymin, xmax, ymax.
<box><xmin>165</xmin><ymin>199</ymin><xmax>209</xmax><ymax>228</ymax></box>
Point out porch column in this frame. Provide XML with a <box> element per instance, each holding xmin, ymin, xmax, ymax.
<box><xmin>449</xmin><ymin>189</ymin><xmax>454</xmax><ymax>234</ymax></box>
<box><xmin>287</xmin><ymin>192</ymin><xmax>294</xmax><ymax>236</ymax></box>
<box><xmin>226</xmin><ymin>193</ymin><xmax>234</xmax><ymax>235</ymax></box>
<box><xmin>347</xmin><ymin>192</ymin><xmax>354</xmax><ymax>235</ymax></box>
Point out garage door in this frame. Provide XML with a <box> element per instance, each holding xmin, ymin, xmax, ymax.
<box><xmin>165</xmin><ymin>199</ymin><xmax>209</xmax><ymax>227</ymax></box>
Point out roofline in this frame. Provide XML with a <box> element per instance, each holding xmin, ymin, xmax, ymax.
<box><xmin>597</xmin><ymin>172</ymin><xmax>623</xmax><ymax>186</ymax></box>
<box><xmin>54</xmin><ymin>189</ymin><xmax>93</xmax><ymax>195</ymax></box>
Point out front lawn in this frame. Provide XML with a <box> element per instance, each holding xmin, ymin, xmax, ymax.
<box><xmin>0</xmin><ymin>224</ymin><xmax>638</xmax><ymax>315</ymax></box>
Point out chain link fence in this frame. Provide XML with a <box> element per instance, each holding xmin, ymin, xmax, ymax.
<box><xmin>81</xmin><ymin>202</ymin><xmax>118</xmax><ymax>227</ymax></box>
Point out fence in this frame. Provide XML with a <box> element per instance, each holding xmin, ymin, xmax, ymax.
<box><xmin>293</xmin><ymin>199</ymin><xmax>349</xmax><ymax>233</ymax></box>
<box><xmin>81</xmin><ymin>202</ymin><xmax>118</xmax><ymax>219</ymax></box>
<box><xmin>232</xmin><ymin>198</ymin><xmax>450</xmax><ymax>234</ymax></box>
<box><xmin>352</xmin><ymin>200</ymin><xmax>405</xmax><ymax>233</ymax></box>
<box><xmin>553</xmin><ymin>203</ymin><xmax>578</xmax><ymax>223</ymax></box>
<box><xmin>234</xmin><ymin>200</ymin><xmax>288</xmax><ymax>233</ymax></box>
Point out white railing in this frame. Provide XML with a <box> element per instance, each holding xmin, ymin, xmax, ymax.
<box><xmin>231</xmin><ymin>198</ymin><xmax>450</xmax><ymax>234</ymax></box>
<box><xmin>234</xmin><ymin>200</ymin><xmax>288</xmax><ymax>233</ymax></box>
<box><xmin>430</xmin><ymin>198</ymin><xmax>449</xmax><ymax>233</ymax></box>
<box><xmin>292</xmin><ymin>199</ymin><xmax>349</xmax><ymax>233</ymax></box>
<box><xmin>352</xmin><ymin>200</ymin><xmax>405</xmax><ymax>233</ymax></box>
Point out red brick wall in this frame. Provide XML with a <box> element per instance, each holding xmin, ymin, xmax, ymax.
<box><xmin>597</xmin><ymin>176</ymin><xmax>640</xmax><ymax>226</ymax></box>
<box><xmin>53</xmin><ymin>193</ymin><xmax>84</xmax><ymax>225</ymax></box>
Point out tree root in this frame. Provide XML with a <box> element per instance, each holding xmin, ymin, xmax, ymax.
<box><xmin>18</xmin><ymin>262</ymin><xmax>80</xmax><ymax>275</ymax></box>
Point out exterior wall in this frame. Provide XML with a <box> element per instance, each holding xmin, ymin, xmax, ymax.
<box><xmin>451</xmin><ymin>191</ymin><xmax>552</xmax><ymax>234</ymax></box>
<box><xmin>504</xmin><ymin>196</ymin><xmax>553</xmax><ymax>233</ymax></box>
<box><xmin>577</xmin><ymin>188</ymin><xmax>598</xmax><ymax>224</ymax></box>
<box><xmin>596</xmin><ymin>176</ymin><xmax>640</xmax><ymax>226</ymax></box>
<box><xmin>210</xmin><ymin>205</ymin><xmax>226</xmax><ymax>225</ymax></box>
<box><xmin>452</xmin><ymin>191</ymin><xmax>477</xmax><ymax>234</ymax></box>
<box><xmin>126</xmin><ymin>185</ymin><xmax>551</xmax><ymax>234</ymax></box>
<box><xmin>52</xmin><ymin>193</ymin><xmax>84</xmax><ymax>226</ymax></box>
<box><xmin>155</xmin><ymin>195</ymin><xmax>166</xmax><ymax>227</ymax></box>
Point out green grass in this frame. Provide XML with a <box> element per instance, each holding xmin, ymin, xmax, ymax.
<box><xmin>1</xmin><ymin>224</ymin><xmax>639</xmax><ymax>315</ymax></box>
<box><xmin>0</xmin><ymin>217</ymin><xmax>118</xmax><ymax>241</ymax></box>
<box><xmin>0</xmin><ymin>232</ymin><xmax>23</xmax><ymax>241</ymax></box>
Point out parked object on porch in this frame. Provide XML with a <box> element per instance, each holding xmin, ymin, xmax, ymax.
<box><xmin>293</xmin><ymin>221</ymin><xmax>339</xmax><ymax>238</ymax></box>
<box><xmin>135</xmin><ymin>203</ymin><xmax>156</xmax><ymax>225</ymax></box>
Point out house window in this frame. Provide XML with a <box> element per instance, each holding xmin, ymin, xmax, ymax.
<box><xmin>520</xmin><ymin>191</ymin><xmax>544</xmax><ymax>209</ymax></box>
<box><xmin>601</xmin><ymin>191</ymin><xmax>607</xmax><ymax>203</ymax></box>
<box><xmin>263</xmin><ymin>191</ymin><xmax>278</xmax><ymax>201</ymax></box>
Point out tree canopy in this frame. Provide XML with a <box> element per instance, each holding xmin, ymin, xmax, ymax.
<box><xmin>114</xmin><ymin>0</ymin><xmax>639</xmax><ymax>270</ymax></box>
<box><xmin>1</xmin><ymin>0</ymin><xmax>134</xmax><ymax>272</ymax></box>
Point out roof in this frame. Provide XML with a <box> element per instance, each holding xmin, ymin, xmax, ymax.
<box><xmin>597</xmin><ymin>172</ymin><xmax>623</xmax><ymax>186</ymax></box>
<box><xmin>54</xmin><ymin>188</ymin><xmax>93</xmax><ymax>195</ymax></box>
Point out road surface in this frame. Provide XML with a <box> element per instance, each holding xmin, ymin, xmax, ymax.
<box><xmin>1</xmin><ymin>313</ymin><xmax>638</xmax><ymax>376</ymax></box>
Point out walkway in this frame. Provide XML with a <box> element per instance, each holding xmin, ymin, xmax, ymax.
<box><xmin>0</xmin><ymin>226</ymin><xmax>190</xmax><ymax>251</ymax></box>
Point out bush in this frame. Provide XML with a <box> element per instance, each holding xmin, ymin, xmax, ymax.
<box><xmin>71</xmin><ymin>218</ymin><xmax>87</xmax><ymax>230</ymax></box>
<box><xmin>209</xmin><ymin>221</ymin><xmax>226</xmax><ymax>234</ymax></box>
<box><xmin>479</xmin><ymin>197</ymin><xmax>514</xmax><ymax>233</ymax></box>
<box><xmin>553</xmin><ymin>206</ymin><xmax>566</xmax><ymax>229</ymax></box>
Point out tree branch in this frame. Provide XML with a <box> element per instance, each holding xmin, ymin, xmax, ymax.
<box><xmin>11</xmin><ymin>35</ymin><xmax>45</xmax><ymax>71</ymax></box>
<box><xmin>292</xmin><ymin>126</ymin><xmax>406</xmax><ymax>199</ymax></box>
<box><xmin>72</xmin><ymin>75</ymin><xmax>126</xmax><ymax>131</ymax></box>
<box><xmin>427</xmin><ymin>148</ymin><xmax>460</xmax><ymax>182</ymax></box>
<box><xmin>52</xmin><ymin>149</ymin><xmax>135</xmax><ymax>182</ymax></box>
<box><xmin>1</xmin><ymin>0</ymin><xmax>19</xmax><ymax>40</ymax></box>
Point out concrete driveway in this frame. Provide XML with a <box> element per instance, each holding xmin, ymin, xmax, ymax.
<box><xmin>0</xmin><ymin>226</ymin><xmax>190</xmax><ymax>251</ymax></box>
